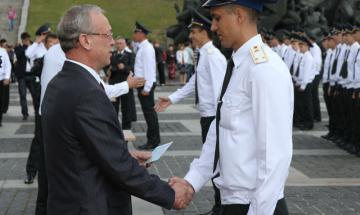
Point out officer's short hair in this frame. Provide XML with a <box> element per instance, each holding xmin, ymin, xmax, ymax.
<box><xmin>45</xmin><ymin>33</ymin><xmax>58</xmax><ymax>45</ymax></box>
<box><xmin>21</xmin><ymin>32</ymin><xmax>31</xmax><ymax>40</ymax></box>
<box><xmin>223</xmin><ymin>4</ymin><xmax>259</xmax><ymax>23</ymax></box>
<box><xmin>57</xmin><ymin>4</ymin><xmax>104</xmax><ymax>52</ymax></box>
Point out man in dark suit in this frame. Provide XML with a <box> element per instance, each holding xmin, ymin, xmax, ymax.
<box><xmin>109</xmin><ymin>37</ymin><xmax>137</xmax><ymax>129</ymax></box>
<box><xmin>14</xmin><ymin>32</ymin><xmax>36</xmax><ymax>120</ymax></box>
<box><xmin>41</xmin><ymin>5</ymin><xmax>193</xmax><ymax>215</ymax></box>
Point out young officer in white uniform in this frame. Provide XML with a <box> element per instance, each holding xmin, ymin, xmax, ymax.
<box><xmin>0</xmin><ymin>45</ymin><xmax>12</xmax><ymax>126</ymax></box>
<box><xmin>169</xmin><ymin>0</ymin><xmax>293</xmax><ymax>214</ymax></box>
<box><xmin>155</xmin><ymin>9</ymin><xmax>227</xmax><ymax>215</ymax></box>
<box><xmin>133</xmin><ymin>21</ymin><xmax>161</xmax><ymax>150</ymax></box>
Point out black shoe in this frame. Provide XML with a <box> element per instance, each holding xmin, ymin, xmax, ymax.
<box><xmin>137</xmin><ymin>143</ymin><xmax>158</xmax><ymax>150</ymax></box>
<box><xmin>321</xmin><ymin>133</ymin><xmax>332</xmax><ymax>140</ymax></box>
<box><xmin>24</xmin><ymin>174</ymin><xmax>35</xmax><ymax>184</ymax></box>
<box><xmin>299</xmin><ymin>125</ymin><xmax>313</xmax><ymax>131</ymax></box>
<box><xmin>22</xmin><ymin>115</ymin><xmax>28</xmax><ymax>121</ymax></box>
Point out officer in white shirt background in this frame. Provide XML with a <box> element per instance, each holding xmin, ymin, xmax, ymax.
<box><xmin>169</xmin><ymin>0</ymin><xmax>293</xmax><ymax>214</ymax></box>
<box><xmin>133</xmin><ymin>21</ymin><xmax>162</xmax><ymax>150</ymax></box>
<box><xmin>0</xmin><ymin>43</ymin><xmax>12</xmax><ymax>127</ymax></box>
<box><xmin>307</xmin><ymin>30</ymin><xmax>323</xmax><ymax>122</ymax></box>
<box><xmin>294</xmin><ymin>35</ymin><xmax>316</xmax><ymax>130</ymax></box>
<box><xmin>154</xmin><ymin>9</ymin><xmax>227</xmax><ymax>215</ymax></box>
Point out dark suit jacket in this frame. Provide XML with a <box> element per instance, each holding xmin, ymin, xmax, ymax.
<box><xmin>109</xmin><ymin>50</ymin><xmax>134</xmax><ymax>84</ymax></box>
<box><xmin>42</xmin><ymin>61</ymin><xmax>174</xmax><ymax>215</ymax></box>
<box><xmin>14</xmin><ymin>44</ymin><xmax>28</xmax><ymax>79</ymax></box>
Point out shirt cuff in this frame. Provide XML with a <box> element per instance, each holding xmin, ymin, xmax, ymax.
<box><xmin>184</xmin><ymin>169</ymin><xmax>208</xmax><ymax>193</ymax></box>
<box><xmin>168</xmin><ymin>93</ymin><xmax>179</xmax><ymax>104</ymax></box>
<box><xmin>120</xmin><ymin>81</ymin><xmax>129</xmax><ymax>94</ymax></box>
<box><xmin>300</xmin><ymin>84</ymin><xmax>306</xmax><ymax>90</ymax></box>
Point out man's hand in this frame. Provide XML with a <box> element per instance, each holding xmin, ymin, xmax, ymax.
<box><xmin>127</xmin><ymin>73</ymin><xmax>145</xmax><ymax>89</ymax></box>
<box><xmin>35</xmin><ymin>34</ymin><xmax>47</xmax><ymax>43</ymax></box>
<box><xmin>154</xmin><ymin>97</ymin><xmax>172</xmax><ymax>112</ymax></box>
<box><xmin>169</xmin><ymin>176</ymin><xmax>195</xmax><ymax>210</ymax></box>
<box><xmin>3</xmin><ymin>79</ymin><xmax>10</xmax><ymax>86</ymax></box>
<box><xmin>129</xmin><ymin>150</ymin><xmax>152</xmax><ymax>167</ymax></box>
<box><xmin>140</xmin><ymin>90</ymin><xmax>149</xmax><ymax>96</ymax></box>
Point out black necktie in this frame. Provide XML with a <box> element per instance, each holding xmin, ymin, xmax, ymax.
<box><xmin>327</xmin><ymin>53</ymin><xmax>333</xmax><ymax>81</ymax></box>
<box><xmin>213</xmin><ymin>58</ymin><xmax>234</xmax><ymax>173</ymax></box>
<box><xmin>295</xmin><ymin>57</ymin><xmax>303</xmax><ymax>77</ymax></box>
<box><xmin>331</xmin><ymin>48</ymin><xmax>339</xmax><ymax>75</ymax></box>
<box><xmin>289</xmin><ymin>54</ymin><xmax>296</xmax><ymax>75</ymax></box>
<box><xmin>340</xmin><ymin>49</ymin><xmax>350</xmax><ymax>79</ymax></box>
<box><xmin>195</xmin><ymin>52</ymin><xmax>201</xmax><ymax>104</ymax></box>
<box><xmin>354</xmin><ymin>49</ymin><xmax>360</xmax><ymax>79</ymax></box>
<box><xmin>100</xmin><ymin>82</ymin><xmax>105</xmax><ymax>91</ymax></box>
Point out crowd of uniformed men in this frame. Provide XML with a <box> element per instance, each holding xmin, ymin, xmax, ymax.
<box><xmin>260</xmin><ymin>24</ymin><xmax>360</xmax><ymax>156</ymax></box>
<box><xmin>0</xmin><ymin>6</ymin><xmax>359</xmax><ymax>214</ymax></box>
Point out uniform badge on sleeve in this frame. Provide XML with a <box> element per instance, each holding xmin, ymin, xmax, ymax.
<box><xmin>250</xmin><ymin>45</ymin><xmax>268</xmax><ymax>64</ymax></box>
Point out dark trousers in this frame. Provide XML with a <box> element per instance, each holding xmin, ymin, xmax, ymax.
<box><xmin>323</xmin><ymin>83</ymin><xmax>331</xmax><ymax>122</ymax></box>
<box><xmin>112</xmin><ymin>89</ymin><xmax>136</xmax><ymax>129</ymax></box>
<box><xmin>343</xmin><ymin>89</ymin><xmax>354</xmax><ymax>142</ymax></box>
<box><xmin>200</xmin><ymin>116</ymin><xmax>221</xmax><ymax>212</ymax></box>
<box><xmin>26</xmin><ymin>112</ymin><xmax>42</xmax><ymax>176</ymax></box>
<box><xmin>332</xmin><ymin>86</ymin><xmax>346</xmax><ymax>137</ymax></box>
<box><xmin>157</xmin><ymin>62</ymin><xmax>166</xmax><ymax>85</ymax></box>
<box><xmin>220</xmin><ymin>198</ymin><xmax>288</xmax><ymax>215</ymax></box>
<box><xmin>312</xmin><ymin>74</ymin><xmax>321</xmax><ymax>121</ymax></box>
<box><xmin>354</xmin><ymin>96</ymin><xmax>360</xmax><ymax>147</ymax></box>
<box><xmin>34</xmin><ymin>116</ymin><xmax>47</xmax><ymax>215</ymax></box>
<box><xmin>298</xmin><ymin>83</ymin><xmax>314</xmax><ymax>128</ymax></box>
<box><xmin>0</xmin><ymin>81</ymin><xmax>5</xmax><ymax>123</ymax></box>
<box><xmin>137</xmin><ymin>84</ymin><xmax>160</xmax><ymax>145</ymax></box>
<box><xmin>18</xmin><ymin>76</ymin><xmax>37</xmax><ymax>117</ymax></box>
<box><xmin>1</xmin><ymin>83</ymin><xmax>9</xmax><ymax>114</ymax></box>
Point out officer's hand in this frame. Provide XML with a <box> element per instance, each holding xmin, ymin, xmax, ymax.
<box><xmin>141</xmin><ymin>90</ymin><xmax>149</xmax><ymax>96</ymax></box>
<box><xmin>129</xmin><ymin>150</ymin><xmax>152</xmax><ymax>168</ymax></box>
<box><xmin>3</xmin><ymin>79</ymin><xmax>10</xmax><ymax>86</ymax></box>
<box><xmin>127</xmin><ymin>73</ymin><xmax>145</xmax><ymax>89</ymax></box>
<box><xmin>117</xmin><ymin>63</ymin><xmax>125</xmax><ymax>70</ymax></box>
<box><xmin>36</xmin><ymin>34</ymin><xmax>47</xmax><ymax>43</ymax></box>
<box><xmin>154</xmin><ymin>97</ymin><xmax>171</xmax><ymax>112</ymax></box>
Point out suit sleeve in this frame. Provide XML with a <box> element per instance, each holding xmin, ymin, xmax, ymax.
<box><xmin>74</xmin><ymin>89</ymin><xmax>174</xmax><ymax>209</ymax></box>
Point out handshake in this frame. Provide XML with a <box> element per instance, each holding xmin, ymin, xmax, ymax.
<box><xmin>169</xmin><ymin>177</ymin><xmax>195</xmax><ymax>210</ymax></box>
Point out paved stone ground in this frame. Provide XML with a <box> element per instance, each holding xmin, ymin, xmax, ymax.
<box><xmin>1</xmin><ymin>84</ymin><xmax>360</xmax><ymax>215</ymax></box>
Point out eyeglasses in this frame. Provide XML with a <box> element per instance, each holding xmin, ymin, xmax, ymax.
<box><xmin>85</xmin><ymin>32</ymin><xmax>113</xmax><ymax>39</ymax></box>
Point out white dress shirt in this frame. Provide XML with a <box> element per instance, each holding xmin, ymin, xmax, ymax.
<box><xmin>347</xmin><ymin>42</ymin><xmax>360</xmax><ymax>89</ymax></box>
<box><xmin>292</xmin><ymin>52</ymin><xmax>303</xmax><ymax>83</ymax></box>
<box><xmin>39</xmin><ymin>44</ymin><xmax>129</xmax><ymax>115</ymax></box>
<box><xmin>168</xmin><ymin>41</ymin><xmax>227</xmax><ymax>117</ymax></box>
<box><xmin>283</xmin><ymin>47</ymin><xmax>297</xmax><ymax>69</ymax></box>
<box><xmin>184</xmin><ymin>35</ymin><xmax>293</xmax><ymax>215</ymax></box>
<box><xmin>0</xmin><ymin>47</ymin><xmax>12</xmax><ymax>81</ymax></box>
<box><xmin>329</xmin><ymin>43</ymin><xmax>347</xmax><ymax>86</ymax></box>
<box><xmin>297</xmin><ymin>51</ymin><xmax>316</xmax><ymax>90</ymax></box>
<box><xmin>310</xmin><ymin>42</ymin><xmax>322</xmax><ymax>75</ymax></box>
<box><xmin>134</xmin><ymin>39</ymin><xmax>156</xmax><ymax>92</ymax></box>
<box><xmin>176</xmin><ymin>49</ymin><xmax>192</xmax><ymax>65</ymax></box>
<box><xmin>322</xmin><ymin>49</ymin><xmax>334</xmax><ymax>84</ymax></box>
<box><xmin>280</xmin><ymin>44</ymin><xmax>289</xmax><ymax>59</ymax></box>
<box><xmin>25</xmin><ymin>42</ymin><xmax>47</xmax><ymax>67</ymax></box>
<box><xmin>354</xmin><ymin>47</ymin><xmax>360</xmax><ymax>89</ymax></box>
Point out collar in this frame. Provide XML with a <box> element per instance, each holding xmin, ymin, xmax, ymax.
<box><xmin>199</xmin><ymin>41</ymin><xmax>213</xmax><ymax>54</ymax></box>
<box><xmin>66</xmin><ymin>59</ymin><xmax>101</xmax><ymax>84</ymax></box>
<box><xmin>138</xmin><ymin>39</ymin><xmax>149</xmax><ymax>48</ymax></box>
<box><xmin>232</xmin><ymin>34</ymin><xmax>263</xmax><ymax>68</ymax></box>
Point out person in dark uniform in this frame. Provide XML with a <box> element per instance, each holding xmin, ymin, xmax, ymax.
<box><xmin>109</xmin><ymin>36</ymin><xmax>137</xmax><ymax>129</ymax></box>
<box><xmin>154</xmin><ymin>41</ymin><xmax>166</xmax><ymax>86</ymax></box>
<box><xmin>14</xmin><ymin>32</ymin><xmax>36</xmax><ymax>121</ymax></box>
<box><xmin>133</xmin><ymin>22</ymin><xmax>161</xmax><ymax>150</ymax></box>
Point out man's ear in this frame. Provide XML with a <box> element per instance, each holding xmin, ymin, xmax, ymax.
<box><xmin>235</xmin><ymin>6</ymin><xmax>246</xmax><ymax>25</ymax></box>
<box><xmin>78</xmin><ymin>34</ymin><xmax>91</xmax><ymax>50</ymax></box>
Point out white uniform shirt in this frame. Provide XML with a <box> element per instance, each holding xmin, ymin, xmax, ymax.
<box><xmin>39</xmin><ymin>44</ymin><xmax>129</xmax><ymax>115</ymax></box>
<box><xmin>297</xmin><ymin>51</ymin><xmax>316</xmax><ymax>90</ymax></box>
<box><xmin>134</xmin><ymin>39</ymin><xmax>156</xmax><ymax>92</ymax></box>
<box><xmin>329</xmin><ymin>43</ymin><xmax>347</xmax><ymax>86</ymax></box>
<box><xmin>280</xmin><ymin>44</ymin><xmax>289</xmax><ymax>59</ymax></box>
<box><xmin>322</xmin><ymin>49</ymin><xmax>334</xmax><ymax>84</ymax></box>
<box><xmin>354</xmin><ymin>47</ymin><xmax>360</xmax><ymax>89</ymax></box>
<box><xmin>292</xmin><ymin>52</ymin><xmax>303</xmax><ymax>83</ymax></box>
<box><xmin>168</xmin><ymin>41</ymin><xmax>227</xmax><ymax>117</ymax></box>
<box><xmin>184</xmin><ymin>35</ymin><xmax>293</xmax><ymax>215</ymax></box>
<box><xmin>347</xmin><ymin>42</ymin><xmax>360</xmax><ymax>89</ymax></box>
<box><xmin>25</xmin><ymin>42</ymin><xmax>47</xmax><ymax>68</ymax></box>
<box><xmin>0</xmin><ymin>47</ymin><xmax>12</xmax><ymax>81</ymax></box>
<box><xmin>310</xmin><ymin>42</ymin><xmax>322</xmax><ymax>75</ymax></box>
<box><xmin>176</xmin><ymin>49</ymin><xmax>192</xmax><ymax>65</ymax></box>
